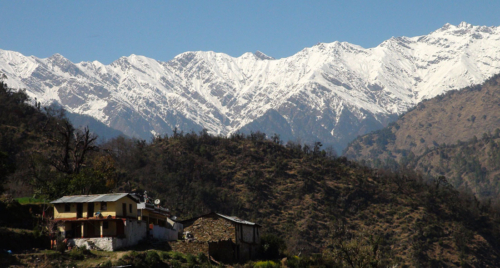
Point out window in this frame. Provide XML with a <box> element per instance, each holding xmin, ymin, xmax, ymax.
<box><xmin>103</xmin><ymin>221</ymin><xmax>109</xmax><ymax>229</ymax></box>
<box><xmin>64</xmin><ymin>203</ymin><xmax>70</xmax><ymax>212</ymax></box>
<box><xmin>101</xmin><ymin>202</ymin><xmax>107</xmax><ymax>211</ymax></box>
<box><xmin>129</xmin><ymin>204</ymin><xmax>132</xmax><ymax>213</ymax></box>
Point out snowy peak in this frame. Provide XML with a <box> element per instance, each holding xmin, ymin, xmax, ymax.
<box><xmin>458</xmin><ymin>21</ymin><xmax>473</xmax><ymax>28</ymax></box>
<box><xmin>2</xmin><ymin>22</ymin><xmax>500</xmax><ymax>152</ymax></box>
<box><xmin>254</xmin><ymin>51</ymin><xmax>275</xmax><ymax>60</ymax></box>
<box><xmin>433</xmin><ymin>21</ymin><xmax>497</xmax><ymax>36</ymax></box>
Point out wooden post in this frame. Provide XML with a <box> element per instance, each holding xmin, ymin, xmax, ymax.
<box><xmin>81</xmin><ymin>222</ymin><xmax>85</xmax><ymax>238</ymax></box>
<box><xmin>100</xmin><ymin>221</ymin><xmax>104</xmax><ymax>238</ymax></box>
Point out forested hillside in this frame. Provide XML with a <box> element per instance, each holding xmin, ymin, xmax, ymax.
<box><xmin>343</xmin><ymin>73</ymin><xmax>500</xmax><ymax>200</ymax></box>
<box><xmin>3</xmin><ymin>82</ymin><xmax>500</xmax><ymax>266</ymax></box>
<box><xmin>0</xmin><ymin>81</ymin><xmax>116</xmax><ymax>199</ymax></box>
<box><xmin>104</xmin><ymin>130</ymin><xmax>500</xmax><ymax>266</ymax></box>
<box><xmin>407</xmin><ymin>134</ymin><xmax>500</xmax><ymax>198</ymax></box>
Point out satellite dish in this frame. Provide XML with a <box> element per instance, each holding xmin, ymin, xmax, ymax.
<box><xmin>154</xmin><ymin>199</ymin><xmax>161</xmax><ymax>205</ymax></box>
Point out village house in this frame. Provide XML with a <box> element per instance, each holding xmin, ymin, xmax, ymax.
<box><xmin>51</xmin><ymin>192</ymin><xmax>183</xmax><ymax>251</ymax></box>
<box><xmin>175</xmin><ymin>212</ymin><xmax>261</xmax><ymax>263</ymax></box>
<box><xmin>50</xmin><ymin>193</ymin><xmax>257</xmax><ymax>260</ymax></box>
<box><xmin>51</xmin><ymin>193</ymin><xmax>147</xmax><ymax>251</ymax></box>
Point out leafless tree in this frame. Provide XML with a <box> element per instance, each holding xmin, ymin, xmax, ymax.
<box><xmin>49</xmin><ymin>123</ymin><xmax>98</xmax><ymax>175</ymax></box>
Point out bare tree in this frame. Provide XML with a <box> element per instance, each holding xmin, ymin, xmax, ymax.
<box><xmin>49</xmin><ymin>123</ymin><xmax>98</xmax><ymax>175</ymax></box>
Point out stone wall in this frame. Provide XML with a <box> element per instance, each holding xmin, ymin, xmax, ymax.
<box><xmin>67</xmin><ymin>220</ymin><xmax>147</xmax><ymax>251</ymax></box>
<box><xmin>183</xmin><ymin>215</ymin><xmax>235</xmax><ymax>242</ymax></box>
<box><xmin>168</xmin><ymin>240</ymin><xmax>255</xmax><ymax>263</ymax></box>
<box><xmin>68</xmin><ymin>237</ymin><xmax>114</xmax><ymax>251</ymax></box>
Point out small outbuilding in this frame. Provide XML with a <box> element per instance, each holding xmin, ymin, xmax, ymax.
<box><xmin>179</xmin><ymin>212</ymin><xmax>261</xmax><ymax>263</ymax></box>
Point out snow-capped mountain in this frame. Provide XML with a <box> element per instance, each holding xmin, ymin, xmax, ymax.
<box><xmin>2</xmin><ymin>22</ymin><xmax>500</xmax><ymax>152</ymax></box>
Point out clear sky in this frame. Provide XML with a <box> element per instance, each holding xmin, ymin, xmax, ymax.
<box><xmin>1</xmin><ymin>1</ymin><xmax>500</xmax><ymax>64</ymax></box>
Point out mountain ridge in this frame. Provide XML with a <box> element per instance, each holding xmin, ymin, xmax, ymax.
<box><xmin>2</xmin><ymin>22</ymin><xmax>500</xmax><ymax>151</ymax></box>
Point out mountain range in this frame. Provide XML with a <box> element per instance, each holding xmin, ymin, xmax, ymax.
<box><xmin>2</xmin><ymin>22</ymin><xmax>500</xmax><ymax>152</ymax></box>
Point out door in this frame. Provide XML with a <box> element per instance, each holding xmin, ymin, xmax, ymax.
<box><xmin>122</xmin><ymin>203</ymin><xmax>127</xmax><ymax>217</ymax></box>
<box><xmin>74</xmin><ymin>222</ymin><xmax>82</xmax><ymax>238</ymax></box>
<box><xmin>88</xmin><ymin>222</ymin><xmax>95</xmax><ymax>237</ymax></box>
<box><xmin>77</xmin><ymin>203</ymin><xmax>83</xmax><ymax>218</ymax></box>
<box><xmin>117</xmin><ymin>220</ymin><xmax>125</xmax><ymax>236</ymax></box>
<box><xmin>88</xmin><ymin>203</ymin><xmax>94</xmax><ymax>218</ymax></box>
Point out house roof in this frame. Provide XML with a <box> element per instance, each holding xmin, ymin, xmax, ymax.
<box><xmin>215</xmin><ymin>213</ymin><xmax>260</xmax><ymax>226</ymax></box>
<box><xmin>50</xmin><ymin>193</ymin><xmax>139</xmax><ymax>204</ymax></box>
<box><xmin>181</xmin><ymin>212</ymin><xmax>261</xmax><ymax>227</ymax></box>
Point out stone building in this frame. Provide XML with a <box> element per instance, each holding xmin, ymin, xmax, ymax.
<box><xmin>177</xmin><ymin>212</ymin><xmax>261</xmax><ymax>263</ymax></box>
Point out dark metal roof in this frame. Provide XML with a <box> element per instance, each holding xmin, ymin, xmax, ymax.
<box><xmin>180</xmin><ymin>211</ymin><xmax>261</xmax><ymax>227</ymax></box>
<box><xmin>50</xmin><ymin>193</ymin><xmax>139</xmax><ymax>204</ymax></box>
<box><xmin>215</xmin><ymin>213</ymin><xmax>259</xmax><ymax>226</ymax></box>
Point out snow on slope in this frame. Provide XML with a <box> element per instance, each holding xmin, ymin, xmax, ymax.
<box><xmin>1</xmin><ymin>22</ymin><xmax>500</xmax><ymax>152</ymax></box>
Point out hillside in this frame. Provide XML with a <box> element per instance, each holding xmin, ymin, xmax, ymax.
<box><xmin>343</xmin><ymin>73</ymin><xmax>500</xmax><ymax>199</ymax></box>
<box><xmin>409</xmin><ymin>135</ymin><xmax>500</xmax><ymax>197</ymax></box>
<box><xmin>0</xmin><ymin>81</ymin><xmax>117</xmax><ymax>199</ymax></box>
<box><xmin>3</xmin><ymin>22</ymin><xmax>500</xmax><ymax>152</ymax></box>
<box><xmin>3</xmin><ymin>82</ymin><xmax>500</xmax><ymax>266</ymax></box>
<box><xmin>98</xmin><ymin>132</ymin><xmax>500</xmax><ymax>266</ymax></box>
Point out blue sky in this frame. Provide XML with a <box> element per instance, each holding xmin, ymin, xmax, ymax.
<box><xmin>1</xmin><ymin>1</ymin><xmax>500</xmax><ymax>64</ymax></box>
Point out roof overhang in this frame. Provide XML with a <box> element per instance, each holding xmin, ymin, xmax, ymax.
<box><xmin>51</xmin><ymin>193</ymin><xmax>139</xmax><ymax>204</ymax></box>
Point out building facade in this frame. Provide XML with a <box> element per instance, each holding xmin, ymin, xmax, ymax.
<box><xmin>51</xmin><ymin>193</ymin><xmax>147</xmax><ymax>251</ymax></box>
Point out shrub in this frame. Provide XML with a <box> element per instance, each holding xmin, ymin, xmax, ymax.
<box><xmin>254</xmin><ymin>260</ymin><xmax>280</xmax><ymax>268</ymax></box>
<box><xmin>197</xmin><ymin>252</ymin><xmax>208</xmax><ymax>263</ymax></box>
<box><xmin>161</xmin><ymin>251</ymin><xmax>171</xmax><ymax>260</ymax></box>
<box><xmin>145</xmin><ymin>251</ymin><xmax>161</xmax><ymax>266</ymax></box>
<box><xmin>172</xmin><ymin>251</ymin><xmax>184</xmax><ymax>261</ymax></box>
<box><xmin>33</xmin><ymin>225</ymin><xmax>42</xmax><ymax>238</ymax></box>
<box><xmin>68</xmin><ymin>248</ymin><xmax>84</xmax><ymax>260</ymax></box>
<box><xmin>115</xmin><ymin>251</ymin><xmax>151</xmax><ymax>268</ymax></box>
<box><xmin>129</xmin><ymin>250</ymin><xmax>139</xmax><ymax>258</ymax></box>
<box><xmin>46</xmin><ymin>251</ymin><xmax>62</xmax><ymax>260</ymax></box>
<box><xmin>170</xmin><ymin>259</ymin><xmax>182</xmax><ymax>268</ymax></box>
<box><xmin>100</xmin><ymin>260</ymin><xmax>112</xmax><ymax>267</ymax></box>
<box><xmin>286</xmin><ymin>256</ymin><xmax>312</xmax><ymax>268</ymax></box>
<box><xmin>259</xmin><ymin>233</ymin><xmax>286</xmax><ymax>259</ymax></box>
<box><xmin>186</xmin><ymin>253</ymin><xmax>197</xmax><ymax>265</ymax></box>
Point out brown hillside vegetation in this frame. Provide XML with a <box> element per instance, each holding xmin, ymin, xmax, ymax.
<box><xmin>102</xmin><ymin>132</ymin><xmax>500</xmax><ymax>266</ymax></box>
<box><xmin>343</xmin><ymin>74</ymin><xmax>500</xmax><ymax>198</ymax></box>
<box><xmin>3</xmin><ymin>82</ymin><xmax>500</xmax><ymax>266</ymax></box>
<box><xmin>402</xmin><ymin>134</ymin><xmax>500</xmax><ymax>199</ymax></box>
